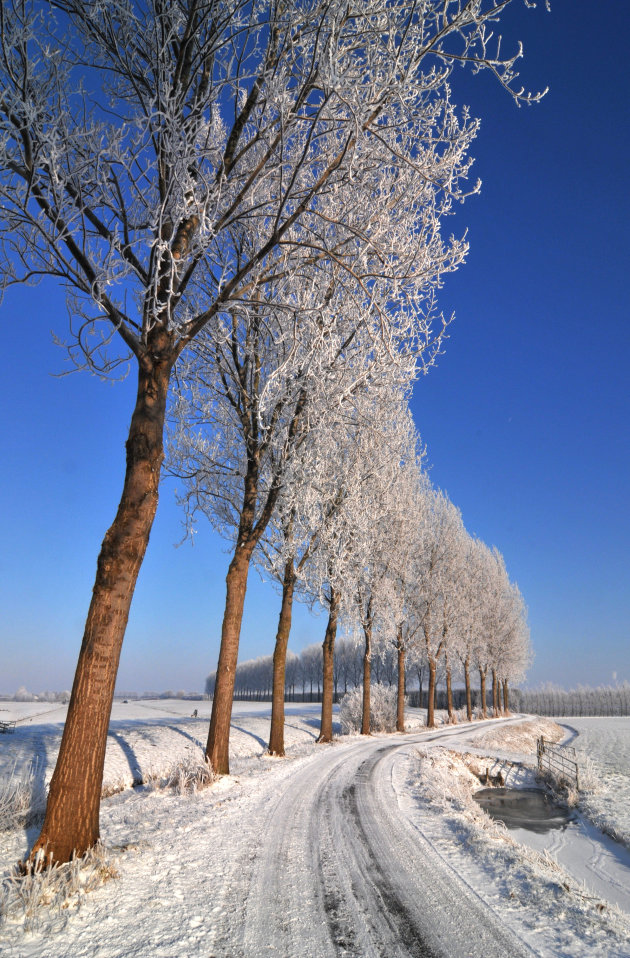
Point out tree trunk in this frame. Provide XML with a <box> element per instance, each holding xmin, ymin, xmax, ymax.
<box><xmin>268</xmin><ymin>558</ymin><xmax>296</xmax><ymax>756</ymax></box>
<box><xmin>464</xmin><ymin>657</ymin><xmax>472</xmax><ymax>722</ymax></box>
<box><xmin>396</xmin><ymin>627</ymin><xmax>405</xmax><ymax>733</ymax></box>
<box><xmin>491</xmin><ymin>668</ymin><xmax>499</xmax><ymax>717</ymax></box>
<box><xmin>479</xmin><ymin>668</ymin><xmax>487</xmax><ymax>719</ymax></box>
<box><xmin>361</xmin><ymin>625</ymin><xmax>372</xmax><ymax>735</ymax></box>
<box><xmin>503</xmin><ymin>678</ymin><xmax>510</xmax><ymax>714</ymax></box>
<box><xmin>427</xmin><ymin>658</ymin><xmax>437</xmax><ymax>728</ymax></box>
<box><xmin>446</xmin><ymin>660</ymin><xmax>456</xmax><ymax>724</ymax></box>
<box><xmin>31</xmin><ymin>354</ymin><xmax>171</xmax><ymax>864</ymax></box>
<box><xmin>318</xmin><ymin>590</ymin><xmax>340</xmax><ymax>744</ymax></box>
<box><xmin>206</xmin><ymin>546</ymin><xmax>254</xmax><ymax>774</ymax></box>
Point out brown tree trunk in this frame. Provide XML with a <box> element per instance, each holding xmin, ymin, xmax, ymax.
<box><xmin>31</xmin><ymin>354</ymin><xmax>171</xmax><ymax>864</ymax></box>
<box><xmin>464</xmin><ymin>657</ymin><xmax>472</xmax><ymax>722</ymax></box>
<box><xmin>492</xmin><ymin>668</ymin><xmax>499</xmax><ymax>717</ymax></box>
<box><xmin>318</xmin><ymin>590</ymin><xmax>340</xmax><ymax>744</ymax></box>
<box><xmin>479</xmin><ymin>668</ymin><xmax>487</xmax><ymax>719</ymax></box>
<box><xmin>427</xmin><ymin>658</ymin><xmax>437</xmax><ymax>728</ymax></box>
<box><xmin>205</xmin><ymin>388</ymin><xmax>303</xmax><ymax>774</ymax></box>
<box><xmin>503</xmin><ymin>678</ymin><xmax>510</xmax><ymax>714</ymax></box>
<box><xmin>268</xmin><ymin>558</ymin><xmax>296</xmax><ymax>756</ymax></box>
<box><xmin>361</xmin><ymin>624</ymin><xmax>372</xmax><ymax>735</ymax></box>
<box><xmin>396</xmin><ymin>627</ymin><xmax>405</xmax><ymax>732</ymax></box>
<box><xmin>206</xmin><ymin>546</ymin><xmax>254</xmax><ymax>774</ymax></box>
<box><xmin>446</xmin><ymin>659</ymin><xmax>456</xmax><ymax>724</ymax></box>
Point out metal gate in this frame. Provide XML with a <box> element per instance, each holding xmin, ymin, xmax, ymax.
<box><xmin>537</xmin><ymin>736</ymin><xmax>580</xmax><ymax>790</ymax></box>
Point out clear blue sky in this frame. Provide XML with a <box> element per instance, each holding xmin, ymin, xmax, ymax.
<box><xmin>1</xmin><ymin>1</ymin><xmax>628</xmax><ymax>694</ymax></box>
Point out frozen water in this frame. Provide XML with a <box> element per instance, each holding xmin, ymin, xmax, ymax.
<box><xmin>473</xmin><ymin>786</ymin><xmax>574</xmax><ymax>832</ymax></box>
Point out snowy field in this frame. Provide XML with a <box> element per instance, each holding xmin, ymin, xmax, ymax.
<box><xmin>0</xmin><ymin>699</ymin><xmax>325</xmax><ymax>799</ymax></box>
<box><xmin>559</xmin><ymin>717</ymin><xmax>630</xmax><ymax>848</ymax></box>
<box><xmin>1</xmin><ymin>703</ymin><xmax>630</xmax><ymax>956</ymax></box>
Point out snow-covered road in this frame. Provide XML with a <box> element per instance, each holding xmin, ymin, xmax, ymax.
<box><xmin>207</xmin><ymin>722</ymin><xmax>535</xmax><ymax>958</ymax></box>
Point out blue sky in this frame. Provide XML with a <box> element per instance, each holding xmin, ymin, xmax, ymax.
<box><xmin>1</xmin><ymin>0</ymin><xmax>628</xmax><ymax>694</ymax></box>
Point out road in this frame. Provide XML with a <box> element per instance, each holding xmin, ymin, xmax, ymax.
<box><xmin>212</xmin><ymin>720</ymin><xmax>537</xmax><ymax>957</ymax></box>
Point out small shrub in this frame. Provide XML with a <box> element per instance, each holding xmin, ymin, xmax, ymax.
<box><xmin>0</xmin><ymin>762</ymin><xmax>47</xmax><ymax>831</ymax></box>
<box><xmin>147</xmin><ymin>754</ymin><xmax>214</xmax><ymax>794</ymax></box>
<box><xmin>340</xmin><ymin>684</ymin><xmax>399</xmax><ymax>734</ymax></box>
<box><xmin>166</xmin><ymin>754</ymin><xmax>214</xmax><ymax>794</ymax></box>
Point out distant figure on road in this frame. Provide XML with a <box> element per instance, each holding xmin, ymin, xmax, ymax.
<box><xmin>191</xmin><ymin>709</ymin><xmax>198</xmax><ymax>718</ymax></box>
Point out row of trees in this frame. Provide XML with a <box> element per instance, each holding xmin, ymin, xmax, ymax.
<box><xmin>0</xmin><ymin>0</ymin><xmax>545</xmax><ymax>863</ymax></box>
<box><xmin>513</xmin><ymin>684</ymin><xmax>630</xmax><ymax>717</ymax></box>
<box><xmin>207</xmin><ymin>621</ymin><xmax>526</xmax><ymax>714</ymax></box>
<box><xmin>206</xmin><ymin>642</ymin><xmax>394</xmax><ymax>703</ymax></box>
<box><xmin>201</xmin><ymin>443</ymin><xmax>531</xmax><ymax>746</ymax></box>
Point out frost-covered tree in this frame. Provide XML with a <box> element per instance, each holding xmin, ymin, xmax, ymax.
<box><xmin>408</xmin><ymin>488</ymin><xmax>466</xmax><ymax>727</ymax></box>
<box><xmin>313</xmin><ymin>392</ymin><xmax>419</xmax><ymax>738</ymax></box>
<box><xmin>349</xmin><ymin>435</ymin><xmax>427</xmax><ymax>734</ymax></box>
<box><xmin>0</xmin><ymin>0</ymin><xmax>546</xmax><ymax>860</ymax></box>
<box><xmin>255</xmin><ymin>422</ymin><xmax>345</xmax><ymax>755</ymax></box>
<box><xmin>451</xmin><ymin>536</ymin><xmax>487</xmax><ymax>720</ymax></box>
<box><xmin>472</xmin><ymin>543</ymin><xmax>499</xmax><ymax>718</ymax></box>
<box><xmin>471</xmin><ymin>543</ymin><xmax>530</xmax><ymax>718</ymax></box>
<box><xmin>494</xmin><ymin>582</ymin><xmax>531</xmax><ymax>713</ymax></box>
<box><xmin>302</xmin><ymin>394</ymin><xmax>397</xmax><ymax>743</ymax></box>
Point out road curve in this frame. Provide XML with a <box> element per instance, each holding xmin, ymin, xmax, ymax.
<box><xmin>232</xmin><ymin>722</ymin><xmax>537</xmax><ymax>958</ymax></box>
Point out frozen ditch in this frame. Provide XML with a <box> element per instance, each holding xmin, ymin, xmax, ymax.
<box><xmin>474</xmin><ymin>786</ymin><xmax>574</xmax><ymax>833</ymax></box>
<box><xmin>473</xmin><ymin>781</ymin><xmax>630</xmax><ymax>914</ymax></box>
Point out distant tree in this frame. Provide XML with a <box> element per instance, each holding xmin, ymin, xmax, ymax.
<box><xmin>300</xmin><ymin>644</ymin><xmax>324</xmax><ymax>703</ymax></box>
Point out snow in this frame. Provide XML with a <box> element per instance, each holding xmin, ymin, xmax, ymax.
<box><xmin>559</xmin><ymin>717</ymin><xmax>630</xmax><ymax>848</ymax></box>
<box><xmin>1</xmin><ymin>704</ymin><xmax>630</xmax><ymax>956</ymax></box>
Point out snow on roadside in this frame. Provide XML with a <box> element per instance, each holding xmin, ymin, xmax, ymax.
<box><xmin>404</xmin><ymin>734</ymin><xmax>630</xmax><ymax>957</ymax></box>
<box><xmin>0</xmin><ymin>700</ymin><xmax>325</xmax><ymax>797</ymax></box>
<box><xmin>474</xmin><ymin>715</ymin><xmax>565</xmax><ymax>753</ymax></box>
<box><xmin>0</xmin><ymin>703</ymin><xmax>327</xmax><ymax>860</ymax></box>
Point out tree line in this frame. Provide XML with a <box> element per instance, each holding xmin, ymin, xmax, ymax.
<box><xmin>207</xmin><ymin>623</ymin><xmax>527</xmax><ymax>716</ymax></box>
<box><xmin>0</xmin><ymin>0</ymin><xmax>546</xmax><ymax>864</ymax></box>
<box><xmin>512</xmin><ymin>684</ymin><xmax>630</xmax><ymax>717</ymax></box>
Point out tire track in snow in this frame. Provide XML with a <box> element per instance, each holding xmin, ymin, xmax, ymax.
<box><xmin>240</xmin><ymin>723</ymin><xmax>535</xmax><ymax>958</ymax></box>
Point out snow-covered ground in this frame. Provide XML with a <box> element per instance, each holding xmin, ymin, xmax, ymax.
<box><xmin>559</xmin><ymin>717</ymin><xmax>630</xmax><ymax>848</ymax></box>
<box><xmin>1</xmin><ymin>703</ymin><xmax>630</xmax><ymax>956</ymax></box>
